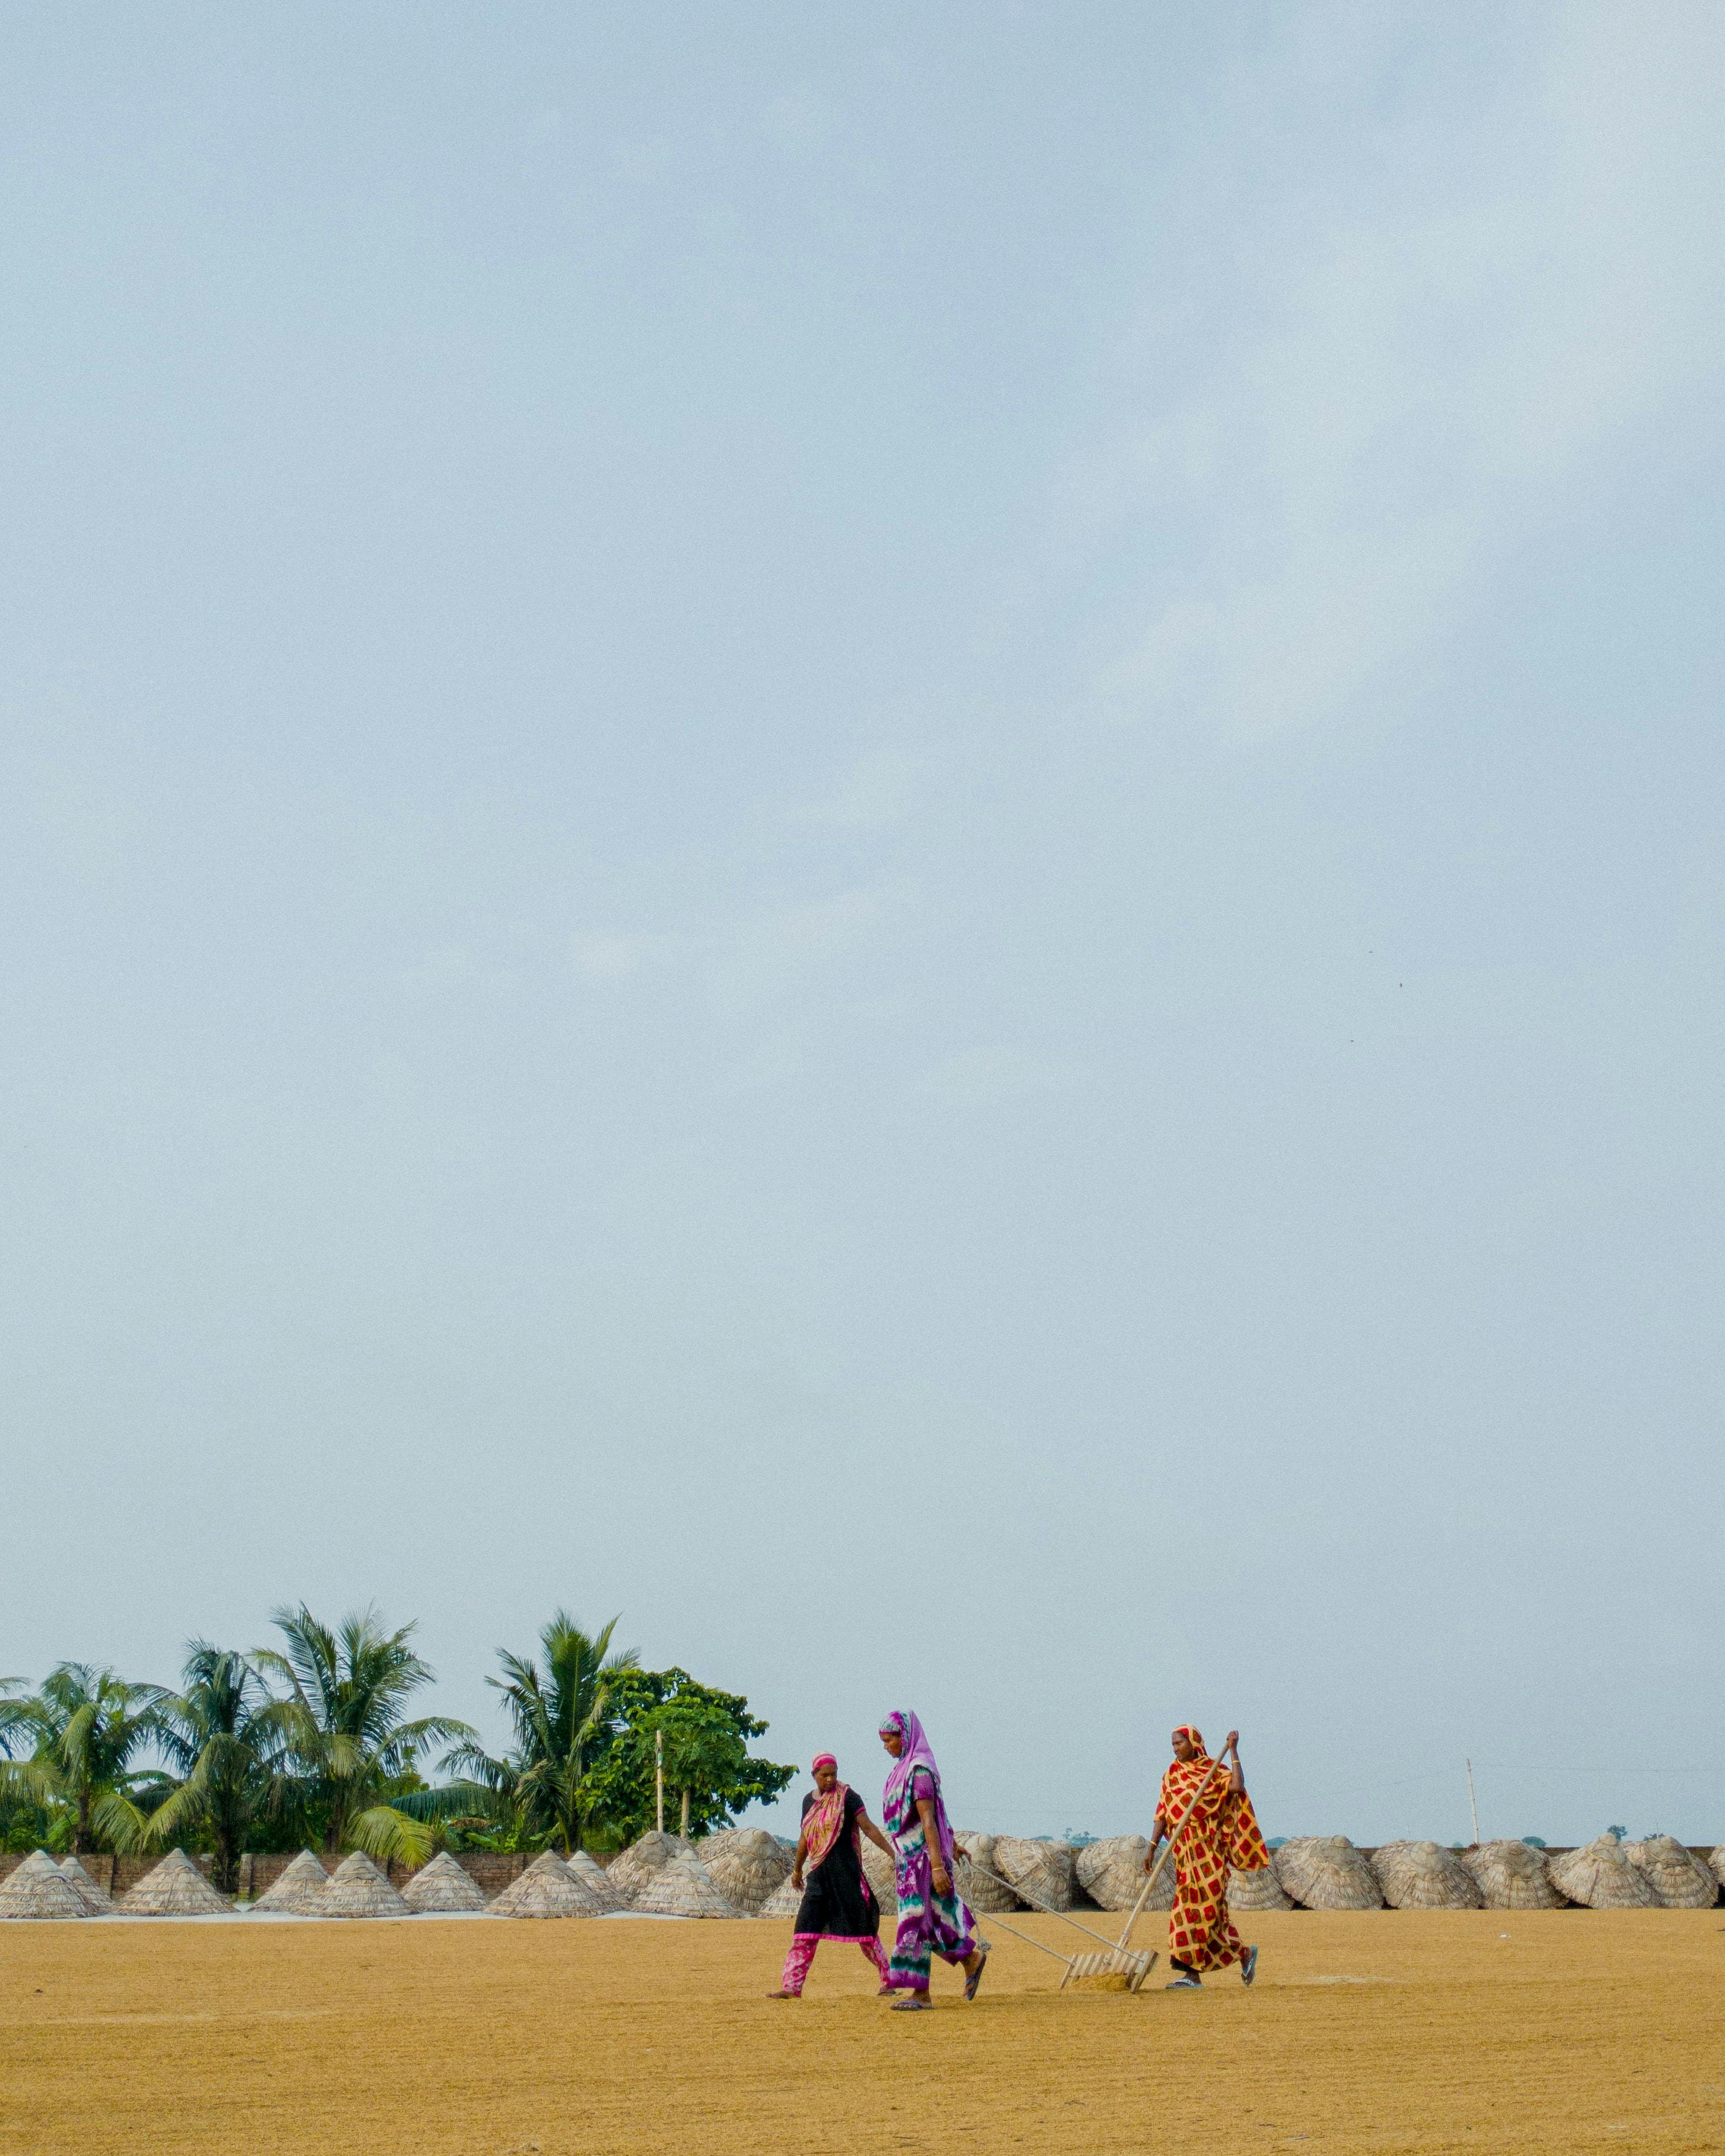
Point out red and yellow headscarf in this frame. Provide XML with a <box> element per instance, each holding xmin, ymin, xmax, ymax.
<box><xmin>1159</xmin><ymin>1726</ymin><xmax>1270</xmax><ymax>1871</ymax></box>
<box><xmin>802</xmin><ymin>1754</ymin><xmax>849</xmax><ymax>1871</ymax></box>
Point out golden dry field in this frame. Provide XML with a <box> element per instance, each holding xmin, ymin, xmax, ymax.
<box><xmin>2</xmin><ymin>1908</ymin><xmax>1722</xmax><ymax>2155</ymax></box>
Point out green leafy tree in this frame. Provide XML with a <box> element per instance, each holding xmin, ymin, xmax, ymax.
<box><xmin>149</xmin><ymin>1645</ymin><xmax>293</xmax><ymax>1893</ymax></box>
<box><xmin>253</xmin><ymin>1606</ymin><xmax>473</xmax><ymax>1863</ymax></box>
<box><xmin>440</xmin><ymin>1610</ymin><xmax>638</xmax><ymax>1854</ymax></box>
<box><xmin>0</xmin><ymin>1665</ymin><xmax>167</xmax><ymax>1854</ymax></box>
<box><xmin>0</xmin><ymin>1680</ymin><xmax>61</xmax><ymax>1853</ymax></box>
<box><xmin>579</xmin><ymin>1668</ymin><xmax>793</xmax><ymax>1846</ymax></box>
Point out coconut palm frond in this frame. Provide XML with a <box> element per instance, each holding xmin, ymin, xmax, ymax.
<box><xmin>345</xmin><ymin>1802</ymin><xmax>435</xmax><ymax>1866</ymax></box>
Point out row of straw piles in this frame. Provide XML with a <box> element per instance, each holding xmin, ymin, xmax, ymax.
<box><xmin>9</xmin><ymin>1828</ymin><xmax>1716</xmax><ymax>1923</ymax></box>
<box><xmin>1266</xmin><ymin>1834</ymin><xmax>1724</xmax><ymax>1910</ymax></box>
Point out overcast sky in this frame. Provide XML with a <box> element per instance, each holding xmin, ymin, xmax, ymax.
<box><xmin>3</xmin><ymin>3</ymin><xmax>1721</xmax><ymax>1849</ymax></box>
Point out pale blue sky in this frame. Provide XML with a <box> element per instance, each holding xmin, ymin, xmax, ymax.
<box><xmin>3</xmin><ymin>3</ymin><xmax>1721</xmax><ymax>1847</ymax></box>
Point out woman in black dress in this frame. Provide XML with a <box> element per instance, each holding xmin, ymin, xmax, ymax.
<box><xmin>767</xmin><ymin>1752</ymin><xmax>895</xmax><ymax>1998</ymax></box>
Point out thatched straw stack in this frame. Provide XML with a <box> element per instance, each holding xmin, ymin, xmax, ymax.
<box><xmin>492</xmin><ymin>1850</ymin><xmax>603</xmax><ymax>1919</ymax></box>
<box><xmin>605</xmin><ymin>1831</ymin><xmax>692</xmax><ymax>1904</ymax></box>
<box><xmin>319</xmin><ymin>1851</ymin><xmax>410</xmax><ymax>1919</ymax></box>
<box><xmin>401</xmin><ymin>1853</ymin><xmax>486</xmax><ymax>1913</ymax></box>
<box><xmin>1460</xmin><ymin>1841</ymin><xmax>1565</xmax><ymax>1910</ymax></box>
<box><xmin>1369</xmin><ymin>1841</ymin><xmax>1485</xmax><ymax>1910</ymax></box>
<box><xmin>1228</xmin><ymin>1863</ymin><xmax>1293</xmax><ymax>1913</ymax></box>
<box><xmin>566</xmin><ymin>1848</ymin><xmax>628</xmax><ymax>1913</ymax></box>
<box><xmin>58</xmin><ymin>1858</ymin><xmax>112</xmax><ymax>1914</ymax></box>
<box><xmin>253</xmin><ymin>1851</ymin><xmax>330</xmax><ymax>1913</ymax></box>
<box><xmin>1074</xmin><ymin>1837</ymin><xmax>1166</xmax><ymax>1913</ymax></box>
<box><xmin>1712</xmin><ymin>1847</ymin><xmax>1725</xmax><ymax>1891</ymax></box>
<box><xmin>1273</xmin><ymin>1838</ymin><xmax>1383</xmax><ymax>1910</ymax></box>
<box><xmin>695</xmin><ymin>1828</ymin><xmax>792</xmax><ymax>1915</ymax></box>
<box><xmin>760</xmin><ymin>1871</ymin><xmax>804</xmax><ymax>1917</ymax></box>
<box><xmin>1548</xmin><ymin>1835</ymin><xmax>1659</xmax><ymax>1910</ymax></box>
<box><xmin>119</xmin><ymin>1850</ymin><xmax>231</xmax><ymax>1916</ymax></box>
<box><xmin>632</xmin><ymin>1851</ymin><xmax>742</xmax><ymax>1917</ymax></box>
<box><xmin>1624</xmin><ymin>1837</ymin><xmax>1719</xmax><ymax>1908</ymax></box>
<box><xmin>861</xmin><ymin>1837</ymin><xmax>901</xmax><ymax>1911</ymax></box>
<box><xmin>951</xmin><ymin>1833</ymin><xmax>1018</xmax><ymax>1913</ymax></box>
<box><xmin>992</xmin><ymin>1835</ymin><xmax>1076</xmax><ymax>1911</ymax></box>
<box><xmin>0</xmin><ymin>1851</ymin><xmax>94</xmax><ymax>1920</ymax></box>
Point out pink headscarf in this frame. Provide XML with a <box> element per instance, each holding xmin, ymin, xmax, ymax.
<box><xmin>880</xmin><ymin>1709</ymin><xmax>957</xmax><ymax>1866</ymax></box>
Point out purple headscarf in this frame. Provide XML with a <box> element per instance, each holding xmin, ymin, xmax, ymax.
<box><xmin>880</xmin><ymin>1709</ymin><xmax>957</xmax><ymax>1866</ymax></box>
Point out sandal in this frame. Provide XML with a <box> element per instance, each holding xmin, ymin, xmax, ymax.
<box><xmin>890</xmin><ymin>1995</ymin><xmax>932</xmax><ymax>2011</ymax></box>
<box><xmin>1241</xmin><ymin>1945</ymin><xmax>1259</xmax><ymax>1987</ymax></box>
<box><xmin>964</xmin><ymin>1950</ymin><xmax>989</xmax><ymax>2001</ymax></box>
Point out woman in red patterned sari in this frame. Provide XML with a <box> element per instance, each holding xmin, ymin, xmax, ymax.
<box><xmin>1145</xmin><ymin>1725</ymin><xmax>1269</xmax><ymax>1989</ymax></box>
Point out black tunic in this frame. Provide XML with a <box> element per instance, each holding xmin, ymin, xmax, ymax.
<box><xmin>793</xmin><ymin>1786</ymin><xmax>882</xmax><ymax>1938</ymax></box>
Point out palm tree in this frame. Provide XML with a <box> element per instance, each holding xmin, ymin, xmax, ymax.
<box><xmin>253</xmin><ymin>1605</ymin><xmax>473</xmax><ymax>1863</ymax></box>
<box><xmin>149</xmin><ymin>1645</ymin><xmax>291</xmax><ymax>1893</ymax></box>
<box><xmin>442</xmin><ymin>1611</ymin><xmax>636</xmax><ymax>1854</ymax></box>
<box><xmin>0</xmin><ymin>1679</ymin><xmax>29</xmax><ymax>1757</ymax></box>
<box><xmin>0</xmin><ymin>1665</ymin><xmax>167</xmax><ymax>1853</ymax></box>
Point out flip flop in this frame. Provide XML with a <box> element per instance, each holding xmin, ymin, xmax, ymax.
<box><xmin>1166</xmin><ymin>1975</ymin><xmax>1202</xmax><ymax>1989</ymax></box>
<box><xmin>964</xmin><ymin>1950</ymin><xmax>989</xmax><ymax>2001</ymax></box>
<box><xmin>1241</xmin><ymin>1945</ymin><xmax>1259</xmax><ymax>1987</ymax></box>
<box><xmin>890</xmin><ymin>1996</ymin><xmax>932</xmax><ymax>2012</ymax></box>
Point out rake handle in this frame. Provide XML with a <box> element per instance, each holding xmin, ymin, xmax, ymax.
<box><xmin>961</xmin><ymin>1857</ymin><xmax>1134</xmax><ymax>1955</ymax></box>
<box><xmin>1114</xmin><ymin>1754</ymin><xmax>1228</xmax><ymax>1958</ymax></box>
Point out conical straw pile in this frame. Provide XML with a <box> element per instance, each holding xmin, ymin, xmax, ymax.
<box><xmin>760</xmin><ymin>1870</ymin><xmax>804</xmax><ymax>1917</ymax></box>
<box><xmin>58</xmin><ymin>1857</ymin><xmax>111</xmax><ymax>1914</ymax></box>
<box><xmin>1228</xmin><ymin>1863</ymin><xmax>1293</xmax><ymax>1912</ymax></box>
<box><xmin>861</xmin><ymin>1836</ymin><xmax>902</xmax><ymax>1912</ymax></box>
<box><xmin>992</xmin><ymin>1835</ymin><xmax>1077</xmax><ymax>1911</ymax></box>
<box><xmin>695</xmin><ymin>1828</ymin><xmax>791</xmax><ymax>1914</ymax></box>
<box><xmin>1711</xmin><ymin>1847</ymin><xmax>1725</xmax><ymax>1891</ymax></box>
<box><xmin>948</xmin><ymin>1831</ymin><xmax>1015</xmax><ymax>1912</ymax></box>
<box><xmin>1624</xmin><ymin>1837</ymin><xmax>1719</xmax><ymax>1908</ymax></box>
<box><xmin>1370</xmin><ymin>1841</ymin><xmax>1485</xmax><ymax>1910</ymax></box>
<box><xmin>320</xmin><ymin>1851</ymin><xmax>410</xmax><ymax>1919</ymax></box>
<box><xmin>1273</xmin><ymin>1837</ymin><xmax>1383</xmax><ymax>1910</ymax></box>
<box><xmin>1460</xmin><ymin>1841</ymin><xmax>1565</xmax><ymax>1909</ymax></box>
<box><xmin>1074</xmin><ymin>1836</ymin><xmax>1164</xmax><ymax>1913</ymax></box>
<box><xmin>401</xmin><ymin>1852</ymin><xmax>486</xmax><ymax>1913</ymax></box>
<box><xmin>491</xmin><ymin>1851</ymin><xmax>603</xmax><ymax>1919</ymax></box>
<box><xmin>1548</xmin><ymin>1835</ymin><xmax>1659</xmax><ymax>1909</ymax></box>
<box><xmin>0</xmin><ymin>1851</ymin><xmax>94</xmax><ymax>1920</ymax></box>
<box><xmin>565</xmin><ymin>1848</ymin><xmax>628</xmax><ymax>1912</ymax></box>
<box><xmin>119</xmin><ymin>1850</ymin><xmax>231</xmax><ymax>1916</ymax></box>
<box><xmin>605</xmin><ymin>1830</ymin><xmax>692</xmax><ymax>1903</ymax></box>
<box><xmin>631</xmin><ymin>1851</ymin><xmax>741</xmax><ymax>1917</ymax></box>
<box><xmin>253</xmin><ymin>1851</ymin><xmax>330</xmax><ymax>1913</ymax></box>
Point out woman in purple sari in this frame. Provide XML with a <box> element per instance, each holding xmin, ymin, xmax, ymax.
<box><xmin>879</xmin><ymin>1710</ymin><xmax>988</xmax><ymax>2010</ymax></box>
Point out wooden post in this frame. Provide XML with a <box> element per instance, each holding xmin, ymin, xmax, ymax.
<box><xmin>655</xmin><ymin>1728</ymin><xmax>665</xmax><ymax>1835</ymax></box>
<box><xmin>1465</xmin><ymin>1758</ymin><xmax>1480</xmax><ymax>1844</ymax></box>
<box><xmin>680</xmin><ymin>1787</ymin><xmax>690</xmax><ymax>1838</ymax></box>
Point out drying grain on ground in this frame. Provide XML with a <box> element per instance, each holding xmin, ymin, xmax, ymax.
<box><xmin>2</xmin><ymin>1908</ymin><xmax>1722</xmax><ymax>2155</ymax></box>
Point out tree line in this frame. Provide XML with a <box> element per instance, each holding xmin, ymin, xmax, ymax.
<box><xmin>0</xmin><ymin>1605</ymin><xmax>794</xmax><ymax>1891</ymax></box>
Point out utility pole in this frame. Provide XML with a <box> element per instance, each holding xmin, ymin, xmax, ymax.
<box><xmin>1465</xmin><ymin>1758</ymin><xmax>1480</xmax><ymax>1845</ymax></box>
<box><xmin>655</xmin><ymin>1728</ymin><xmax>665</xmax><ymax>1834</ymax></box>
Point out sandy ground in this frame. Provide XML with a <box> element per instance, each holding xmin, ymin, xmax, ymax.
<box><xmin>2</xmin><ymin>1908</ymin><xmax>1721</xmax><ymax>2155</ymax></box>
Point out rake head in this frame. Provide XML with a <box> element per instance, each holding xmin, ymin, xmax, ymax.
<box><xmin>1061</xmin><ymin>1947</ymin><xmax>1159</xmax><ymax>1993</ymax></box>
